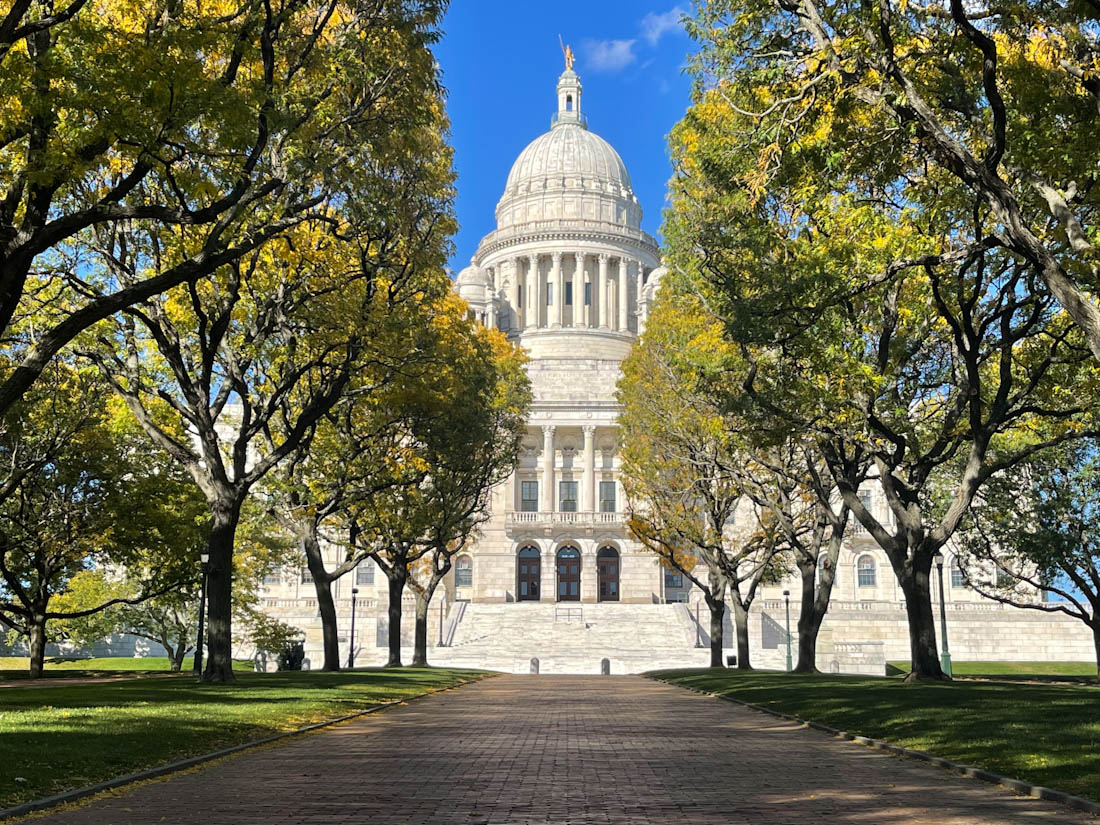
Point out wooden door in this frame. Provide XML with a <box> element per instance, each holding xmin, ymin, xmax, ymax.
<box><xmin>597</xmin><ymin>548</ymin><xmax>619</xmax><ymax>602</ymax></box>
<box><xmin>518</xmin><ymin>548</ymin><xmax>541</xmax><ymax>601</ymax></box>
<box><xmin>556</xmin><ymin>548</ymin><xmax>581</xmax><ymax>601</ymax></box>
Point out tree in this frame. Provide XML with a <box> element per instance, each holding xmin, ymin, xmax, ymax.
<box><xmin>0</xmin><ymin>0</ymin><xmax>449</xmax><ymax>418</ymax></box>
<box><xmin>679</xmin><ymin>2</ymin><xmax>1100</xmax><ymax>359</ymax></box>
<box><xmin>404</xmin><ymin>320</ymin><xmax>529</xmax><ymax>666</ymax></box>
<box><xmin>665</xmin><ymin>3</ymin><xmax>1100</xmax><ymax>679</ymax></box>
<box><xmin>0</xmin><ymin>362</ymin><xmax>200</xmax><ymax>676</ymax></box>
<box><xmin>349</xmin><ymin>296</ymin><xmax>530</xmax><ymax>668</ymax></box>
<box><xmin>620</xmin><ymin>281</ymin><xmax>786</xmax><ymax>668</ymax></box>
<box><xmin>961</xmin><ymin>439</ymin><xmax>1100</xmax><ymax>682</ymax></box>
<box><xmin>743</xmin><ymin>444</ymin><xmax>858</xmax><ymax>673</ymax></box>
<box><xmin>111</xmin><ymin>502</ymin><xmax>290</xmax><ymax>671</ymax></box>
<box><xmin>89</xmin><ymin>75</ymin><xmax>456</xmax><ymax>682</ymax></box>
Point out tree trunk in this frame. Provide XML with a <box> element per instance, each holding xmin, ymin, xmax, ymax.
<box><xmin>706</xmin><ymin>597</ymin><xmax>725</xmax><ymax>668</ymax></box>
<box><xmin>793</xmin><ymin>560</ymin><xmax>822</xmax><ymax>673</ymax></box>
<box><xmin>730</xmin><ymin>599</ymin><xmax>752</xmax><ymax>670</ymax></box>
<box><xmin>300</xmin><ymin>529</ymin><xmax>341</xmax><ymax>671</ymax></box>
<box><xmin>385</xmin><ymin>565</ymin><xmax>407</xmax><ymax>668</ymax></box>
<box><xmin>897</xmin><ymin>559</ymin><xmax>946</xmax><ymax>681</ymax></box>
<box><xmin>202</xmin><ymin>497</ymin><xmax>243</xmax><ymax>683</ymax></box>
<box><xmin>28</xmin><ymin>615</ymin><xmax>47</xmax><ymax>678</ymax></box>
<box><xmin>412</xmin><ymin>592</ymin><xmax>430</xmax><ymax>667</ymax></box>
<box><xmin>1092</xmin><ymin>622</ymin><xmax>1100</xmax><ymax>685</ymax></box>
<box><xmin>169</xmin><ymin>644</ymin><xmax>186</xmax><ymax>672</ymax></box>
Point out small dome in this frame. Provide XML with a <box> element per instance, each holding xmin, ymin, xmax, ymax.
<box><xmin>456</xmin><ymin>263</ymin><xmax>490</xmax><ymax>304</ymax></box>
<box><xmin>642</xmin><ymin>264</ymin><xmax>667</xmax><ymax>302</ymax></box>
<box><xmin>456</xmin><ymin>263</ymin><xmax>488</xmax><ymax>286</ymax></box>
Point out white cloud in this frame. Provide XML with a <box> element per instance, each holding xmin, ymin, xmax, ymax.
<box><xmin>640</xmin><ymin>6</ymin><xmax>687</xmax><ymax>46</ymax></box>
<box><xmin>583</xmin><ymin>38</ymin><xmax>637</xmax><ymax>72</ymax></box>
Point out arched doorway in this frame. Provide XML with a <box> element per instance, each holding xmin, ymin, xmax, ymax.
<box><xmin>597</xmin><ymin>546</ymin><xmax>620</xmax><ymax>602</ymax></box>
<box><xmin>517</xmin><ymin>546</ymin><xmax>541</xmax><ymax>601</ymax></box>
<box><xmin>556</xmin><ymin>546</ymin><xmax>581</xmax><ymax>601</ymax></box>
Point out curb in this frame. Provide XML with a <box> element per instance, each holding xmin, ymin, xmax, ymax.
<box><xmin>651</xmin><ymin>677</ymin><xmax>1100</xmax><ymax>818</ymax></box>
<box><xmin>1</xmin><ymin>673</ymin><xmax>491</xmax><ymax>822</ymax></box>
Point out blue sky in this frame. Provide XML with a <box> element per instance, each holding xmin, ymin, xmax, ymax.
<box><xmin>434</xmin><ymin>2</ymin><xmax>696</xmax><ymax>272</ymax></box>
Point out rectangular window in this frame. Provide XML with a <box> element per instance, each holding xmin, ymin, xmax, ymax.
<box><xmin>951</xmin><ymin>563</ymin><xmax>965</xmax><ymax>588</ymax></box>
<box><xmin>546</xmin><ymin>282</ymin><xmax>553</xmax><ymax>306</ymax></box>
<box><xmin>664</xmin><ymin>570</ymin><xmax>683</xmax><ymax>589</ymax></box>
<box><xmin>356</xmin><ymin>562</ymin><xmax>374</xmax><ymax>586</ymax></box>
<box><xmin>263</xmin><ymin>572</ymin><xmax>280</xmax><ymax>585</ymax></box>
<box><xmin>565</xmin><ymin>282</ymin><xmax>573</xmax><ymax>306</ymax></box>
<box><xmin>559</xmin><ymin>480</ymin><xmax>578</xmax><ymax>512</ymax></box>
<box><xmin>521</xmin><ymin>480</ymin><xmax>538</xmax><ymax>512</ymax></box>
<box><xmin>517</xmin><ymin>286</ymin><xmax>522</xmax><ymax>308</ymax></box>
<box><xmin>301</xmin><ymin>567</ymin><xmax>313</xmax><ymax>584</ymax></box>
<box><xmin>599</xmin><ymin>481</ymin><xmax>616</xmax><ymax>513</ymax></box>
<box><xmin>584</xmin><ymin>282</ymin><xmax>591</xmax><ymax>306</ymax></box>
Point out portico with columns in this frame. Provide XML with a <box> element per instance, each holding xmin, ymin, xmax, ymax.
<box><xmin>452</xmin><ymin>62</ymin><xmax>664</xmax><ymax>605</ymax></box>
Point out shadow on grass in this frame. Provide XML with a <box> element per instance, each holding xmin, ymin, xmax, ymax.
<box><xmin>0</xmin><ymin>667</ymin><xmax>487</xmax><ymax>809</ymax></box>
<box><xmin>651</xmin><ymin>667</ymin><xmax>1100</xmax><ymax>804</ymax></box>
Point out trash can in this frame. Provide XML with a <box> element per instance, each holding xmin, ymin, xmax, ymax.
<box><xmin>726</xmin><ymin>655</ymin><xmax>737</xmax><ymax>667</ymax></box>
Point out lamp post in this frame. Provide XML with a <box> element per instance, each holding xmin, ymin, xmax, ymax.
<box><xmin>193</xmin><ymin>552</ymin><xmax>210</xmax><ymax>677</ymax></box>
<box><xmin>933</xmin><ymin>551</ymin><xmax>953</xmax><ymax>676</ymax></box>
<box><xmin>347</xmin><ymin>587</ymin><xmax>359</xmax><ymax>669</ymax></box>
<box><xmin>694</xmin><ymin>600</ymin><xmax>703</xmax><ymax>648</ymax></box>
<box><xmin>782</xmin><ymin>589</ymin><xmax>792</xmax><ymax>672</ymax></box>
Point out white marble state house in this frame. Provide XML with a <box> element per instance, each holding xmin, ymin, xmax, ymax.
<box><xmin>255</xmin><ymin>64</ymin><xmax>1095</xmax><ymax>674</ymax></box>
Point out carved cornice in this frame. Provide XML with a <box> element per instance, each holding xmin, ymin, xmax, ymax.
<box><xmin>475</xmin><ymin>225</ymin><xmax>659</xmax><ymax>264</ymax></box>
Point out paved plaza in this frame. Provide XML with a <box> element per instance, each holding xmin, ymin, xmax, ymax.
<box><xmin>25</xmin><ymin>675</ymin><xmax>1091</xmax><ymax>824</ymax></box>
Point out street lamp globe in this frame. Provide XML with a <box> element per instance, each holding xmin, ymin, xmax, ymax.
<box><xmin>200</xmin><ymin>552</ymin><xmax>210</xmax><ymax>565</ymax></box>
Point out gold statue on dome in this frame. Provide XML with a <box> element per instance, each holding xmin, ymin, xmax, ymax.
<box><xmin>559</xmin><ymin>35</ymin><xmax>575</xmax><ymax>71</ymax></box>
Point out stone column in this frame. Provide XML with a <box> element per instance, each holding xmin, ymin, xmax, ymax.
<box><xmin>597</xmin><ymin>254</ymin><xmax>609</xmax><ymax>328</ymax></box>
<box><xmin>573</xmin><ymin>252</ymin><xmax>584</xmax><ymax>328</ymax></box>
<box><xmin>582</xmin><ymin>425</ymin><xmax>596</xmax><ymax>512</ymax></box>
<box><xmin>526</xmin><ymin>254</ymin><xmax>539</xmax><ymax>330</ymax></box>
<box><xmin>552</xmin><ymin>253</ymin><xmax>564</xmax><ymax>327</ymax></box>
<box><xmin>618</xmin><ymin>258</ymin><xmax>629</xmax><ymax>331</ymax></box>
<box><xmin>541</xmin><ymin>425</ymin><xmax>555</xmax><ymax>513</ymax></box>
<box><xmin>635</xmin><ymin>260</ymin><xmax>644</xmax><ymax>307</ymax></box>
<box><xmin>515</xmin><ymin>257</ymin><xmax>525</xmax><ymax>329</ymax></box>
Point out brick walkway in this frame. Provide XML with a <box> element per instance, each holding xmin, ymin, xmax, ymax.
<box><xmin>25</xmin><ymin>675</ymin><xmax>1091</xmax><ymax>824</ymax></box>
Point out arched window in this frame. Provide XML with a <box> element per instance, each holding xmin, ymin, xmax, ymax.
<box><xmin>455</xmin><ymin>555</ymin><xmax>473</xmax><ymax>588</ymax></box>
<box><xmin>566</xmin><ymin>94</ymin><xmax>573</xmax><ymax>111</ymax></box>
<box><xmin>856</xmin><ymin>554</ymin><xmax>876</xmax><ymax>587</ymax></box>
<box><xmin>951</xmin><ymin>559</ymin><xmax>965</xmax><ymax>588</ymax></box>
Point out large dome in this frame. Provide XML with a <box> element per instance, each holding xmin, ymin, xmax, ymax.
<box><xmin>504</xmin><ymin>125</ymin><xmax>633</xmax><ymax>193</ymax></box>
<box><xmin>494</xmin><ymin>70</ymin><xmax>643</xmax><ymax>232</ymax></box>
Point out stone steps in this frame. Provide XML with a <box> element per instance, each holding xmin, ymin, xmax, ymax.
<box><xmin>436</xmin><ymin>602</ymin><xmax>707</xmax><ymax>674</ymax></box>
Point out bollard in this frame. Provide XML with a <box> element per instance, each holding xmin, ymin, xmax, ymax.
<box><xmin>530</xmin><ymin>657</ymin><xmax>540</xmax><ymax>674</ymax></box>
<box><xmin>601</xmin><ymin>658</ymin><xmax>610</xmax><ymax>675</ymax></box>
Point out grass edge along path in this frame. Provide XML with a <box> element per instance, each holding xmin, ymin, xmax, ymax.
<box><xmin>649</xmin><ymin>668</ymin><xmax>1100</xmax><ymax>808</ymax></box>
<box><xmin>1</xmin><ymin>668</ymin><xmax>491</xmax><ymax>813</ymax></box>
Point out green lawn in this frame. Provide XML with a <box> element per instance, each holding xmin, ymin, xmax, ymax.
<box><xmin>0</xmin><ymin>667</ymin><xmax>488</xmax><ymax>809</ymax></box>
<box><xmin>886</xmin><ymin>660</ymin><xmax>1098</xmax><ymax>683</ymax></box>
<box><xmin>0</xmin><ymin>656</ymin><xmax>254</xmax><ymax>681</ymax></box>
<box><xmin>651</xmin><ymin>668</ymin><xmax>1100</xmax><ymax>803</ymax></box>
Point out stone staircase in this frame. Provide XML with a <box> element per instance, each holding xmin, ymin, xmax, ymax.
<box><xmin>429</xmin><ymin>602</ymin><xmax>713</xmax><ymax>674</ymax></box>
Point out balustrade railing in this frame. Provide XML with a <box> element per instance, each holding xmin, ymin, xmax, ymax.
<box><xmin>506</xmin><ymin>510</ymin><xmax>624</xmax><ymax>528</ymax></box>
